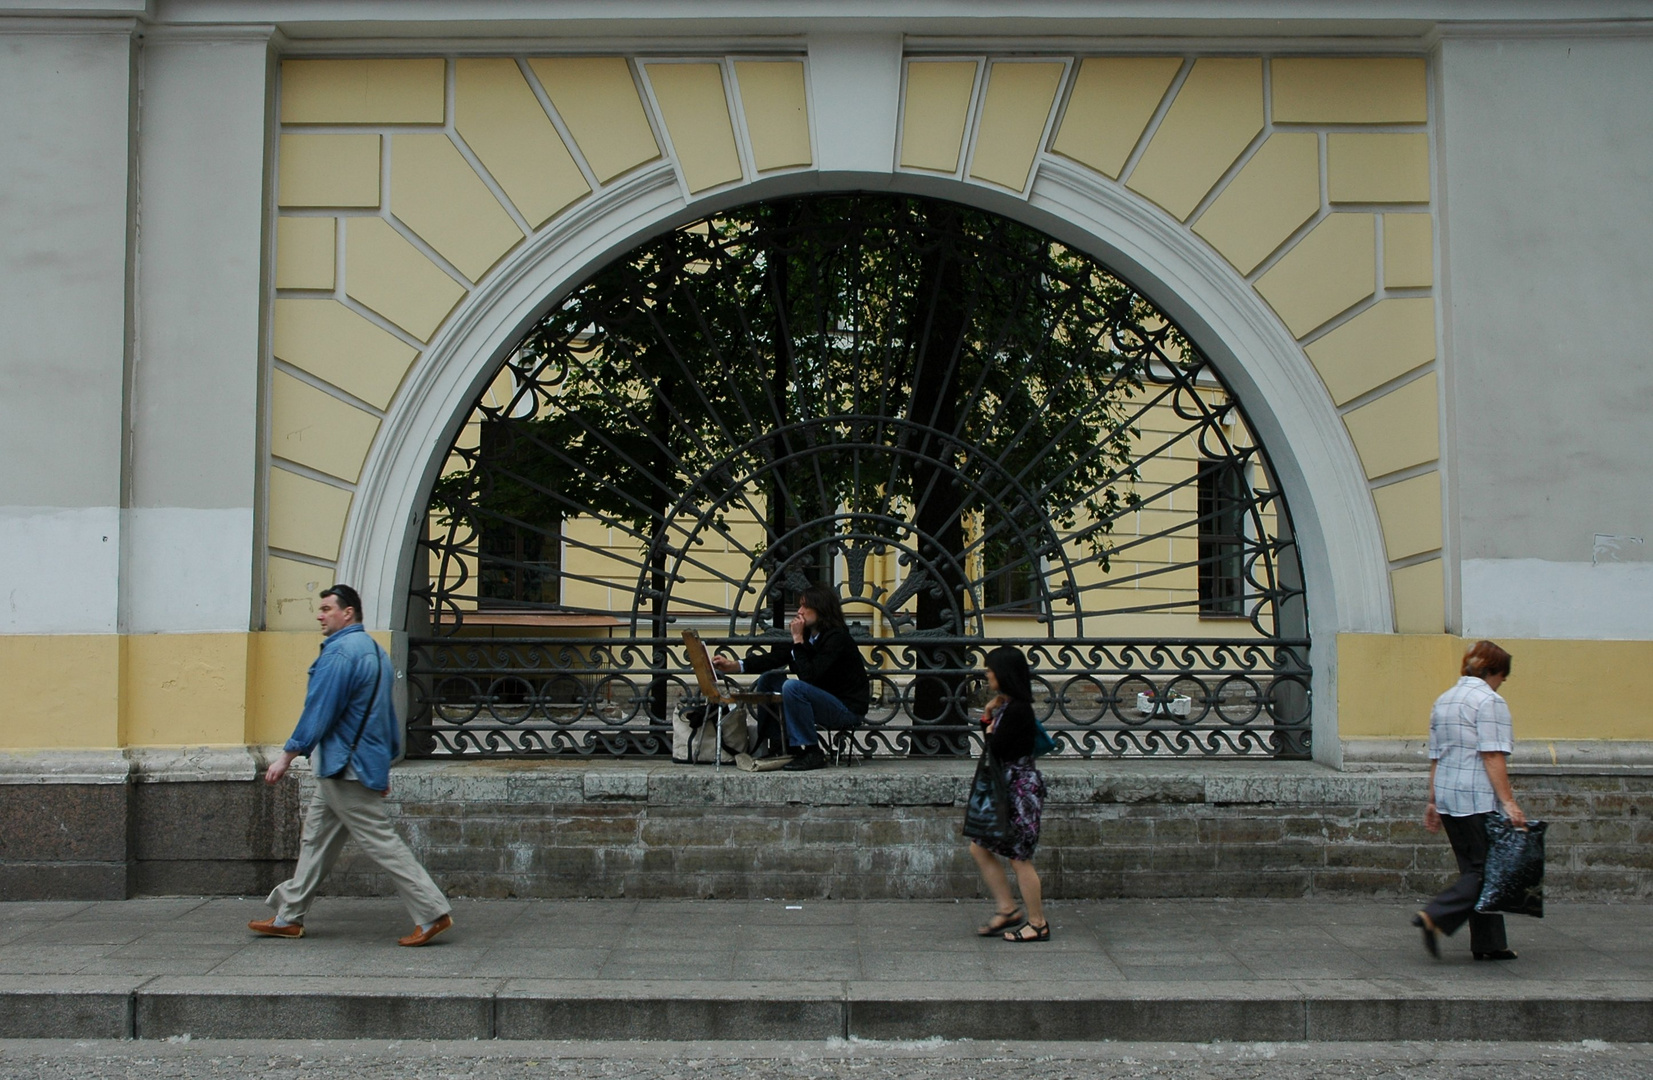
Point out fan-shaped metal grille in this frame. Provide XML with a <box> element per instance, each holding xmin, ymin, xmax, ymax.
<box><xmin>408</xmin><ymin>195</ymin><xmax>1310</xmax><ymax>758</ymax></box>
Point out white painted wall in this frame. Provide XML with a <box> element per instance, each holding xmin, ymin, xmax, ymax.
<box><xmin>0</xmin><ymin>26</ymin><xmax>133</xmax><ymax>634</ymax></box>
<box><xmin>124</xmin><ymin>31</ymin><xmax>272</xmax><ymax>632</ymax></box>
<box><xmin>0</xmin><ymin>27</ymin><xmax>131</xmax><ymax>508</ymax></box>
<box><xmin>808</xmin><ymin>34</ymin><xmax>901</xmax><ymax>176</ymax></box>
<box><xmin>1462</xmin><ymin>559</ymin><xmax>1652</xmax><ymax>640</ymax></box>
<box><xmin>0</xmin><ymin>508</ymin><xmax>121</xmax><ymax>634</ymax></box>
<box><xmin>120</xmin><ymin>507</ymin><xmax>257</xmax><ymax>632</ymax></box>
<box><xmin>1439</xmin><ymin>33</ymin><xmax>1653</xmax><ymax>639</ymax></box>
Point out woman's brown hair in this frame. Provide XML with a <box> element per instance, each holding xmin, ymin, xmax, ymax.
<box><xmin>797</xmin><ymin>582</ymin><xmax>847</xmax><ymax>633</ymax></box>
<box><xmin>1461</xmin><ymin>640</ymin><xmax>1512</xmax><ymax>680</ymax></box>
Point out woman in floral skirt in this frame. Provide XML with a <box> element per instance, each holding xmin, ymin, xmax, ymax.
<box><xmin>968</xmin><ymin>645</ymin><xmax>1050</xmax><ymax>942</ymax></box>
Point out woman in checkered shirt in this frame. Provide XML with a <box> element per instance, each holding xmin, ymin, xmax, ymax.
<box><xmin>1412</xmin><ymin>640</ymin><xmax>1528</xmax><ymax>961</ymax></box>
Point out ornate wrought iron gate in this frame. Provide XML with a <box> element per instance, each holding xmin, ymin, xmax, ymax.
<box><xmin>408</xmin><ymin>194</ymin><xmax>1310</xmax><ymax>758</ymax></box>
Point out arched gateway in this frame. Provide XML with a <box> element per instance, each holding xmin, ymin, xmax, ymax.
<box><xmin>12</xmin><ymin>12</ymin><xmax>1652</xmax><ymax>904</ymax></box>
<box><xmin>267</xmin><ymin>50</ymin><xmax>1435</xmax><ymax>768</ymax></box>
<box><xmin>407</xmin><ymin>193</ymin><xmax>1312</xmax><ymax>758</ymax></box>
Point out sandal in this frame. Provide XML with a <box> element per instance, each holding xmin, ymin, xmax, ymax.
<box><xmin>976</xmin><ymin>908</ymin><xmax>1025</xmax><ymax>937</ymax></box>
<box><xmin>1004</xmin><ymin>920</ymin><xmax>1051</xmax><ymax>943</ymax></box>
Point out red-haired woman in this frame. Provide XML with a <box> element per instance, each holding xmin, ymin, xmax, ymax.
<box><xmin>1413</xmin><ymin>640</ymin><xmax>1526</xmax><ymax>961</ymax></box>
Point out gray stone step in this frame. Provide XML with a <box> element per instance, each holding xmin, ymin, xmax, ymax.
<box><xmin>6</xmin><ymin>978</ymin><xmax>1653</xmax><ymax>1042</ymax></box>
<box><xmin>4</xmin><ymin>897</ymin><xmax>1651</xmax><ymax>1042</ymax></box>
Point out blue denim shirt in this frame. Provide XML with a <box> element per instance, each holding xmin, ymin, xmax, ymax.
<box><xmin>283</xmin><ymin>623</ymin><xmax>398</xmax><ymax>792</ymax></box>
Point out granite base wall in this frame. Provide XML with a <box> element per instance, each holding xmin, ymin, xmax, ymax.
<box><xmin>316</xmin><ymin>761</ymin><xmax>1653</xmax><ymax>903</ymax></box>
<box><xmin>0</xmin><ymin>768</ymin><xmax>301</xmax><ymax>902</ymax></box>
<box><xmin>6</xmin><ymin>756</ymin><xmax>1650</xmax><ymax>901</ymax></box>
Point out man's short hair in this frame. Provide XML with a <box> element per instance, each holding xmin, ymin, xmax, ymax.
<box><xmin>320</xmin><ymin>584</ymin><xmax>364</xmax><ymax>622</ymax></box>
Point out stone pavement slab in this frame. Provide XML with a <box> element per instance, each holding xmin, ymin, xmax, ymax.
<box><xmin>1</xmin><ymin>897</ymin><xmax>1651</xmax><ymax>1041</ymax></box>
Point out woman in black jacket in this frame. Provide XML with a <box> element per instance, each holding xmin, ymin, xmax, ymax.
<box><xmin>968</xmin><ymin>645</ymin><xmax>1049</xmax><ymax>942</ymax></box>
<box><xmin>712</xmin><ymin>582</ymin><xmax>869</xmax><ymax>772</ymax></box>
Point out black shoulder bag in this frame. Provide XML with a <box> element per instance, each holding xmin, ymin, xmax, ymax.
<box><xmin>962</xmin><ymin>742</ymin><xmax>1012</xmax><ymax>842</ymax></box>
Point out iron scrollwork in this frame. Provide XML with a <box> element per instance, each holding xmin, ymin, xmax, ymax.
<box><xmin>408</xmin><ymin>194</ymin><xmax>1311</xmax><ymax>759</ymax></box>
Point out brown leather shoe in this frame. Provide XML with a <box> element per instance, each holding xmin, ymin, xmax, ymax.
<box><xmin>248</xmin><ymin>917</ymin><xmax>304</xmax><ymax>939</ymax></box>
<box><xmin>398</xmin><ymin>913</ymin><xmax>453</xmax><ymax>947</ymax></box>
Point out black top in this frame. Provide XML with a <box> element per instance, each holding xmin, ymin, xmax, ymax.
<box><xmin>986</xmin><ymin>699</ymin><xmax>1037</xmax><ymax>761</ymax></box>
<box><xmin>743</xmin><ymin>626</ymin><xmax>871</xmax><ymax>716</ymax></box>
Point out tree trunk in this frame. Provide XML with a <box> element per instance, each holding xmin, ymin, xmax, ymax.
<box><xmin>906</xmin><ymin>207</ymin><xmax>970</xmax><ymax>753</ymax></box>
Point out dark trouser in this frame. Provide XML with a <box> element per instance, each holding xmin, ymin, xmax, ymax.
<box><xmin>751</xmin><ymin>670</ymin><xmax>861</xmax><ymax>751</ymax></box>
<box><xmin>1424</xmin><ymin>812</ymin><xmax>1508</xmax><ymax>954</ymax></box>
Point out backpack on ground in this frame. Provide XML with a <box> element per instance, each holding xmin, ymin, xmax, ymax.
<box><xmin>671</xmin><ymin>702</ymin><xmax>751</xmax><ymax>764</ymax></box>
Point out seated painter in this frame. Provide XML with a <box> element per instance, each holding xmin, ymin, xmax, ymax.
<box><xmin>712</xmin><ymin>582</ymin><xmax>869</xmax><ymax>772</ymax></box>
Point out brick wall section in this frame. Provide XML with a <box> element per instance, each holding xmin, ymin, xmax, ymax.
<box><xmin>307</xmin><ymin>760</ymin><xmax>1653</xmax><ymax>902</ymax></box>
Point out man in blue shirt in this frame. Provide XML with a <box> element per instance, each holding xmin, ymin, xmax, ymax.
<box><xmin>248</xmin><ymin>585</ymin><xmax>452</xmax><ymax>946</ymax></box>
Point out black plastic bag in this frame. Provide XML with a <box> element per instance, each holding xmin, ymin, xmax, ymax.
<box><xmin>962</xmin><ymin>744</ymin><xmax>1011</xmax><ymax>842</ymax></box>
<box><xmin>1476</xmin><ymin>815</ymin><xmax>1546</xmax><ymax>918</ymax></box>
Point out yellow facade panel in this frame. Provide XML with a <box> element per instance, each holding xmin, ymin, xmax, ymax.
<box><xmin>673</xmin><ymin>578</ymin><xmax>727</xmax><ymax>608</ymax></box>
<box><xmin>265</xmin><ymin>556</ymin><xmax>335</xmax><ymax>633</ymax></box>
<box><xmin>1192</xmin><ymin>132</ymin><xmax>1321</xmax><ymax>274</ymax></box>
<box><xmin>1335</xmin><ymin>631</ymin><xmax>1462</xmax><ymax>737</ymax></box>
<box><xmin>344</xmin><ymin>217</ymin><xmax>466</xmax><ymax>343</ymax></box>
<box><xmin>968</xmin><ymin>61</ymin><xmax>1065</xmax><ymax>191</ymax></box>
<box><xmin>1254</xmin><ymin>213</ymin><xmax>1375</xmax><ymax>336</ymax></box>
<box><xmin>1127</xmin><ymin>58</ymin><xmax>1264</xmax><ymax>222</ymax></box>
<box><xmin>267</xmin><ymin>467</ymin><xmax>353</xmax><ymax>561</ymax></box>
<box><xmin>1050</xmin><ymin>56</ymin><xmax>1182</xmax><ymax>180</ymax></box>
<box><xmin>1371</xmin><ymin>470</ymin><xmax>1442</xmax><ymax>561</ymax></box>
<box><xmin>560</xmin><ymin>578</ymin><xmax>612</xmax><ymax>611</ymax></box>
<box><xmin>734</xmin><ymin>61</ymin><xmax>811</xmax><ymax>172</ymax></box>
<box><xmin>247</xmin><ymin>631</ymin><xmax>325</xmax><ymax>742</ymax></box>
<box><xmin>122</xmin><ymin>634</ymin><xmax>249</xmax><ymax>747</ymax></box>
<box><xmin>0</xmin><ymin>635</ymin><xmax>120</xmax><ymax>749</ymax></box>
<box><xmin>272</xmin><ymin>298</ymin><xmax>420</xmax><ymax>410</ymax></box>
<box><xmin>277</xmin><ymin>134</ymin><xmax>380</xmax><ymax>208</ymax></box>
<box><xmin>275</xmin><ymin>217</ymin><xmax>337</xmax><ymax>290</ymax></box>
<box><xmin>1340</xmin><ymin>633</ymin><xmax>1653</xmax><ymax>741</ymax></box>
<box><xmin>900</xmin><ymin>60</ymin><xmax>978</xmax><ymax>173</ymax></box>
<box><xmin>1304</xmin><ymin>297</ymin><xmax>1436</xmax><ymax>406</ymax></box>
<box><xmin>269</xmin><ymin>371</ymin><xmax>381</xmax><ymax>484</ymax></box>
<box><xmin>1384</xmin><ymin>213</ymin><xmax>1434</xmax><ymax>288</ymax></box>
<box><xmin>1327</xmin><ymin>132</ymin><xmax>1430</xmax><ymax>204</ymax></box>
<box><xmin>645</xmin><ymin>62</ymin><xmax>744</xmax><ymax>194</ymax></box>
<box><xmin>1391</xmin><ymin>557</ymin><xmax>1444</xmax><ymax>634</ymax></box>
<box><xmin>1342</xmin><ymin>372</ymin><xmax>1440</xmax><ymax>479</ymax></box>
<box><xmin>1271</xmin><ymin>58</ymin><xmax>1427</xmax><ymax>125</ymax></box>
<box><xmin>281</xmin><ymin>58</ymin><xmax>446</xmax><ymax>124</ymax></box>
<box><xmin>1500</xmin><ymin>640</ymin><xmax>1653</xmax><ymax>740</ymax></box>
<box><xmin>455</xmin><ymin>59</ymin><xmax>590</xmax><ymax>229</ymax></box>
<box><xmin>529</xmin><ymin>57</ymin><xmax>661</xmax><ymax>184</ymax></box>
<box><xmin>562</xmin><ymin>517</ymin><xmax>611</xmax><ymax>545</ymax></box>
<box><xmin>391</xmin><ymin>133</ymin><xmax>525</xmax><ymax>281</ymax></box>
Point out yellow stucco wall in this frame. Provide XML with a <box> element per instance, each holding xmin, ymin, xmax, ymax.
<box><xmin>1338</xmin><ymin>634</ymin><xmax>1653</xmax><ymax>742</ymax></box>
<box><xmin>0</xmin><ymin>631</ymin><xmax>397</xmax><ymax>751</ymax></box>
<box><xmin>264</xmin><ymin>52</ymin><xmax>1449</xmax><ymax>655</ymax></box>
<box><xmin>6</xmin><ymin>630</ymin><xmax>1653</xmax><ymax>750</ymax></box>
<box><xmin>0</xmin><ymin>635</ymin><xmax>121</xmax><ymax>748</ymax></box>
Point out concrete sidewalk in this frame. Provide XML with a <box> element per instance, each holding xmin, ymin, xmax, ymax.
<box><xmin>2</xmin><ymin>897</ymin><xmax>1650</xmax><ymax>1042</ymax></box>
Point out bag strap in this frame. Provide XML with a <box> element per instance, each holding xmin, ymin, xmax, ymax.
<box><xmin>345</xmin><ymin>645</ymin><xmax>388</xmax><ymax>758</ymax></box>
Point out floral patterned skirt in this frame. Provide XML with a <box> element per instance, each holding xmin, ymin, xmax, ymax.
<box><xmin>977</xmin><ymin>757</ymin><xmax>1046</xmax><ymax>862</ymax></box>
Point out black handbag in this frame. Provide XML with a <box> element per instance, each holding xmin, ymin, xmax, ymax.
<box><xmin>1476</xmin><ymin>815</ymin><xmax>1546</xmax><ymax>918</ymax></box>
<box><xmin>962</xmin><ymin>743</ymin><xmax>1012</xmax><ymax>842</ymax></box>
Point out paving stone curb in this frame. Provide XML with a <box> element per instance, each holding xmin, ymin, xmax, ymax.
<box><xmin>6</xmin><ymin>980</ymin><xmax>1652</xmax><ymax>1042</ymax></box>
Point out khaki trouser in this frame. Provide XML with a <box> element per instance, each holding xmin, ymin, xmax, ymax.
<box><xmin>266</xmin><ymin>776</ymin><xmax>449</xmax><ymax>928</ymax></box>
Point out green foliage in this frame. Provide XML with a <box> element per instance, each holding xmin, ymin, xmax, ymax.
<box><xmin>430</xmin><ymin>194</ymin><xmax>1196</xmax><ymax>612</ymax></box>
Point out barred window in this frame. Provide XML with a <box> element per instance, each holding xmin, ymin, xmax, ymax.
<box><xmin>1198</xmin><ymin>460</ymin><xmax>1247</xmax><ymax>617</ymax></box>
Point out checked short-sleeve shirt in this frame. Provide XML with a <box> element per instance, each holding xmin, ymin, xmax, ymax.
<box><xmin>1428</xmin><ymin>675</ymin><xmax>1515</xmax><ymax>816</ymax></box>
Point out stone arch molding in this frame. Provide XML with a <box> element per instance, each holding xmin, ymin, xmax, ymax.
<box><xmin>266</xmin><ymin>50</ymin><xmax>1442</xmax><ymax>653</ymax></box>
